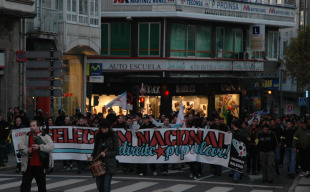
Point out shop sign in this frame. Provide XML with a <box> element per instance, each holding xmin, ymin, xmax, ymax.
<box><xmin>88</xmin><ymin>59</ymin><xmax>264</xmax><ymax>72</ymax></box>
<box><xmin>90</xmin><ymin>63</ymin><xmax>102</xmax><ymax>76</ymax></box>
<box><xmin>177</xmin><ymin>0</ymin><xmax>209</xmax><ymax>8</ymax></box>
<box><xmin>89</xmin><ymin>76</ymin><xmax>104</xmax><ymax>83</ymax></box>
<box><xmin>250</xmin><ymin>25</ymin><xmax>265</xmax><ymax>52</ymax></box>
<box><xmin>263</xmin><ymin>78</ymin><xmax>279</xmax><ymax>90</ymax></box>
<box><xmin>113</xmin><ymin>0</ymin><xmax>175</xmax><ymax>5</ymax></box>
<box><xmin>140</xmin><ymin>84</ymin><xmax>160</xmax><ymax>95</ymax></box>
<box><xmin>210</xmin><ymin>0</ymin><xmax>294</xmax><ymax>17</ymax></box>
<box><xmin>176</xmin><ymin>85</ymin><xmax>195</xmax><ymax>93</ymax></box>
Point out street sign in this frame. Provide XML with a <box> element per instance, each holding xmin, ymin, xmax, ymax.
<box><xmin>27</xmin><ymin>89</ymin><xmax>63</xmax><ymax>97</ymax></box>
<box><xmin>26</xmin><ymin>50</ymin><xmax>62</xmax><ymax>59</ymax></box>
<box><xmin>26</xmin><ymin>79</ymin><xmax>63</xmax><ymax>88</ymax></box>
<box><xmin>89</xmin><ymin>76</ymin><xmax>104</xmax><ymax>83</ymax></box>
<box><xmin>26</xmin><ymin>69</ymin><xmax>62</xmax><ymax>78</ymax></box>
<box><xmin>299</xmin><ymin>97</ymin><xmax>308</xmax><ymax>106</ymax></box>
<box><xmin>16</xmin><ymin>51</ymin><xmax>27</xmax><ymax>62</ymax></box>
<box><xmin>26</xmin><ymin>60</ymin><xmax>62</xmax><ymax>69</ymax></box>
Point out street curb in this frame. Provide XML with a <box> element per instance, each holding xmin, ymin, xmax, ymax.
<box><xmin>0</xmin><ymin>165</ymin><xmax>16</xmax><ymax>171</ymax></box>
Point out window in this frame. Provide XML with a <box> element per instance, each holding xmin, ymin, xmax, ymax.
<box><xmin>79</xmin><ymin>0</ymin><xmax>89</xmax><ymax>24</ymax></box>
<box><xmin>170</xmin><ymin>24</ymin><xmax>211</xmax><ymax>57</ymax></box>
<box><xmin>170</xmin><ymin>24</ymin><xmax>187</xmax><ymax>57</ymax></box>
<box><xmin>57</xmin><ymin>0</ymin><xmax>63</xmax><ymax>20</ymax></box>
<box><xmin>0</xmin><ymin>52</ymin><xmax>4</xmax><ymax>68</ymax></box>
<box><xmin>197</xmin><ymin>26</ymin><xmax>212</xmax><ymax>57</ymax></box>
<box><xmin>101</xmin><ymin>23</ymin><xmax>131</xmax><ymax>56</ymax></box>
<box><xmin>90</xmin><ymin>0</ymin><xmax>99</xmax><ymax>25</ymax></box>
<box><xmin>139</xmin><ymin>23</ymin><xmax>160</xmax><ymax>56</ymax></box>
<box><xmin>268</xmin><ymin>31</ymin><xmax>279</xmax><ymax>59</ymax></box>
<box><xmin>216</xmin><ymin>27</ymin><xmax>243</xmax><ymax>58</ymax></box>
<box><xmin>67</xmin><ymin>0</ymin><xmax>77</xmax><ymax>22</ymax></box>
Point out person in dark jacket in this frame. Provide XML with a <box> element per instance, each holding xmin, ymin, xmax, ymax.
<box><xmin>229</xmin><ymin>120</ymin><xmax>248</xmax><ymax>182</ymax></box>
<box><xmin>113</xmin><ymin>115</ymin><xmax>126</xmax><ymax>128</ymax></box>
<box><xmin>283</xmin><ymin>121</ymin><xmax>297</xmax><ymax>178</ymax></box>
<box><xmin>0</xmin><ymin>114</ymin><xmax>9</xmax><ymax>166</ymax></box>
<box><xmin>137</xmin><ymin>115</ymin><xmax>157</xmax><ymax>176</ymax></box>
<box><xmin>88</xmin><ymin>119</ymin><xmax>119</xmax><ymax>192</ymax></box>
<box><xmin>293</xmin><ymin>119</ymin><xmax>310</xmax><ymax>177</ymax></box>
<box><xmin>55</xmin><ymin>109</ymin><xmax>66</xmax><ymax>126</ymax></box>
<box><xmin>257</xmin><ymin>124</ymin><xmax>278</xmax><ymax>183</ymax></box>
<box><xmin>270</xmin><ymin>119</ymin><xmax>284</xmax><ymax>175</ymax></box>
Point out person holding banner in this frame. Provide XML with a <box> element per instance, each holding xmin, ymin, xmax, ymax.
<box><xmin>88</xmin><ymin>119</ymin><xmax>119</xmax><ymax>192</ymax></box>
<box><xmin>18</xmin><ymin>120</ymin><xmax>54</xmax><ymax>192</ymax></box>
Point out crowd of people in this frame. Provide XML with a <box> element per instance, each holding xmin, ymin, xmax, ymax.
<box><xmin>1</xmin><ymin>106</ymin><xmax>310</xmax><ymax>184</ymax></box>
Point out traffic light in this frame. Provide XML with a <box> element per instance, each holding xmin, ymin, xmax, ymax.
<box><xmin>139</xmin><ymin>97</ymin><xmax>145</xmax><ymax>108</ymax></box>
<box><xmin>268</xmin><ymin>90</ymin><xmax>272</xmax><ymax>95</ymax></box>
<box><xmin>164</xmin><ymin>90</ymin><xmax>169</xmax><ymax>96</ymax></box>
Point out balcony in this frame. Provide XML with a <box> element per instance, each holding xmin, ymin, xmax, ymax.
<box><xmin>102</xmin><ymin>0</ymin><xmax>296</xmax><ymax>28</ymax></box>
<box><xmin>28</xmin><ymin>7</ymin><xmax>59</xmax><ymax>34</ymax></box>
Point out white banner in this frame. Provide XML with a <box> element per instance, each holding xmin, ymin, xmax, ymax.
<box><xmin>12</xmin><ymin>127</ymin><xmax>246</xmax><ymax>171</ymax></box>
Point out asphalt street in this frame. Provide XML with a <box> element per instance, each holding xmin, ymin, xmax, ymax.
<box><xmin>0</xmin><ymin>163</ymin><xmax>294</xmax><ymax>192</ymax></box>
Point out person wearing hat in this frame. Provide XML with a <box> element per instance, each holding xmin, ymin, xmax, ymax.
<box><xmin>137</xmin><ymin>114</ymin><xmax>157</xmax><ymax>176</ymax></box>
<box><xmin>256</xmin><ymin>124</ymin><xmax>278</xmax><ymax>183</ymax></box>
<box><xmin>88</xmin><ymin>119</ymin><xmax>119</xmax><ymax>192</ymax></box>
<box><xmin>293</xmin><ymin>118</ymin><xmax>310</xmax><ymax>177</ymax></box>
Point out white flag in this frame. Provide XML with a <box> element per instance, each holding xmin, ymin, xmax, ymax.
<box><xmin>174</xmin><ymin>100</ymin><xmax>186</xmax><ymax>128</ymax></box>
<box><xmin>105</xmin><ymin>91</ymin><xmax>127</xmax><ymax>109</ymax></box>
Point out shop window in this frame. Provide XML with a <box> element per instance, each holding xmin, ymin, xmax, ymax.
<box><xmin>215</xmin><ymin>94</ymin><xmax>240</xmax><ymax>123</ymax></box>
<box><xmin>268</xmin><ymin>31</ymin><xmax>279</xmax><ymax>59</ymax></box>
<box><xmin>170</xmin><ymin>24</ymin><xmax>211</xmax><ymax>58</ymax></box>
<box><xmin>172</xmin><ymin>96</ymin><xmax>209</xmax><ymax>117</ymax></box>
<box><xmin>67</xmin><ymin>0</ymin><xmax>77</xmax><ymax>22</ymax></box>
<box><xmin>216</xmin><ymin>27</ymin><xmax>243</xmax><ymax>59</ymax></box>
<box><xmin>139</xmin><ymin>23</ymin><xmax>160</xmax><ymax>56</ymax></box>
<box><xmin>101</xmin><ymin>23</ymin><xmax>131</xmax><ymax>56</ymax></box>
<box><xmin>53</xmin><ymin>55</ymin><xmax>83</xmax><ymax>117</ymax></box>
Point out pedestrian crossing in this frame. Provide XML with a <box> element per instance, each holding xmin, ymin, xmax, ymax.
<box><xmin>0</xmin><ymin>176</ymin><xmax>278</xmax><ymax>192</ymax></box>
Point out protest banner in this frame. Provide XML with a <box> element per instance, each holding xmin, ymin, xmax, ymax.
<box><xmin>12</xmin><ymin>127</ymin><xmax>246</xmax><ymax>172</ymax></box>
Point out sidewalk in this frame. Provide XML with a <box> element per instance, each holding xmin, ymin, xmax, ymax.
<box><xmin>0</xmin><ymin>150</ymin><xmax>17</xmax><ymax>171</ymax></box>
<box><xmin>289</xmin><ymin>175</ymin><xmax>310</xmax><ymax>192</ymax></box>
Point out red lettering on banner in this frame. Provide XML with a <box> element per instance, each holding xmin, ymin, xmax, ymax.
<box><xmin>117</xmin><ymin>131</ymin><xmax>132</xmax><ymax>145</ymax></box>
<box><xmin>136</xmin><ymin>131</ymin><xmax>150</xmax><ymax>145</ymax></box>
<box><xmin>64</xmin><ymin>128</ymin><xmax>68</xmax><ymax>143</ymax></box>
<box><xmin>164</xmin><ymin>130</ymin><xmax>177</xmax><ymax>145</ymax></box>
<box><xmin>53</xmin><ymin>128</ymin><xmax>63</xmax><ymax>143</ymax></box>
<box><xmin>83</xmin><ymin>129</ymin><xmax>89</xmax><ymax>144</ymax></box>
<box><xmin>88</xmin><ymin>129</ymin><xmax>95</xmax><ymax>144</ymax></box>
<box><xmin>189</xmin><ymin>130</ymin><xmax>203</xmax><ymax>145</ymax></box>
<box><xmin>73</xmin><ymin>129</ymin><xmax>83</xmax><ymax>143</ymax></box>
<box><xmin>150</xmin><ymin>131</ymin><xmax>165</xmax><ymax>146</ymax></box>
<box><xmin>204</xmin><ymin>131</ymin><xmax>218</xmax><ymax>147</ymax></box>
<box><xmin>218</xmin><ymin>133</ymin><xmax>224</xmax><ymax>148</ymax></box>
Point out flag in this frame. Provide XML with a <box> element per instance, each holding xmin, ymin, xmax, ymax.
<box><xmin>173</xmin><ymin>100</ymin><xmax>186</xmax><ymax>128</ymax></box>
<box><xmin>105</xmin><ymin>91</ymin><xmax>127</xmax><ymax>109</ymax></box>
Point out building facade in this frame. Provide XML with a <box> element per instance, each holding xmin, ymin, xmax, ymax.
<box><xmin>0</xmin><ymin>0</ymin><xmax>36</xmax><ymax>116</ymax></box>
<box><xmin>86</xmin><ymin>0</ymin><xmax>297</xmax><ymax>120</ymax></box>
